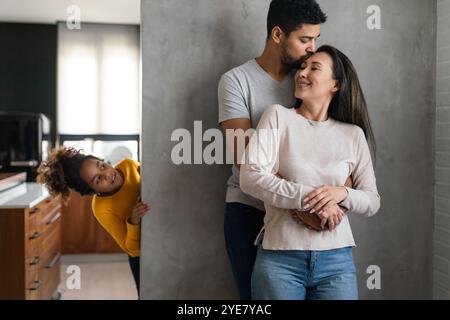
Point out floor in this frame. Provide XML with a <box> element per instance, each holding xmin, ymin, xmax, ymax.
<box><xmin>59</xmin><ymin>253</ymin><xmax>138</xmax><ymax>300</ymax></box>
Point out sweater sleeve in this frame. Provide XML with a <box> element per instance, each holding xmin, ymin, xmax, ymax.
<box><xmin>340</xmin><ymin>127</ymin><xmax>381</xmax><ymax>217</ymax></box>
<box><xmin>240</xmin><ymin>106</ymin><xmax>315</xmax><ymax>210</ymax></box>
<box><xmin>95</xmin><ymin>211</ymin><xmax>141</xmax><ymax>257</ymax></box>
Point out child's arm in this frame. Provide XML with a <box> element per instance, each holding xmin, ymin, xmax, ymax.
<box><xmin>96</xmin><ymin>212</ymin><xmax>141</xmax><ymax>257</ymax></box>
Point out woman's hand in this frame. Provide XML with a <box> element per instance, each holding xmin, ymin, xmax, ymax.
<box><xmin>303</xmin><ymin>186</ymin><xmax>348</xmax><ymax>215</ymax></box>
<box><xmin>130</xmin><ymin>196</ymin><xmax>150</xmax><ymax>225</ymax></box>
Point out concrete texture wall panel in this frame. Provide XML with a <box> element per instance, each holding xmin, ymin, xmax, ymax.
<box><xmin>434</xmin><ymin>0</ymin><xmax>450</xmax><ymax>300</ymax></box>
<box><xmin>141</xmin><ymin>0</ymin><xmax>436</xmax><ymax>299</ymax></box>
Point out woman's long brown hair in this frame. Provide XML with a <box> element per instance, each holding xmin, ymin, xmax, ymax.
<box><xmin>296</xmin><ymin>45</ymin><xmax>376</xmax><ymax>160</ymax></box>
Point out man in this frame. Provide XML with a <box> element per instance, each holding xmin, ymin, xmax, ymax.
<box><xmin>218</xmin><ymin>0</ymin><xmax>327</xmax><ymax>300</ymax></box>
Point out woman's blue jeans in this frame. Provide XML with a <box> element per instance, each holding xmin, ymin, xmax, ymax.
<box><xmin>252</xmin><ymin>246</ymin><xmax>358</xmax><ymax>300</ymax></box>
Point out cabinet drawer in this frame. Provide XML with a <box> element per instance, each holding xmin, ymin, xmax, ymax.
<box><xmin>25</xmin><ymin>206</ymin><xmax>42</xmax><ymax>239</ymax></box>
<box><xmin>26</xmin><ymin>226</ymin><xmax>44</xmax><ymax>253</ymax></box>
<box><xmin>25</xmin><ymin>202</ymin><xmax>61</xmax><ymax>254</ymax></box>
<box><xmin>25</xmin><ymin>279</ymin><xmax>42</xmax><ymax>300</ymax></box>
<box><xmin>28</xmin><ymin>197</ymin><xmax>58</xmax><ymax>219</ymax></box>
<box><xmin>25</xmin><ymin>262</ymin><xmax>39</xmax><ymax>290</ymax></box>
<box><xmin>39</xmin><ymin>254</ymin><xmax>61</xmax><ymax>300</ymax></box>
<box><xmin>25</xmin><ymin>197</ymin><xmax>60</xmax><ymax>236</ymax></box>
<box><xmin>39</xmin><ymin>197</ymin><xmax>61</xmax><ymax>216</ymax></box>
<box><xmin>39</xmin><ymin>227</ymin><xmax>61</xmax><ymax>300</ymax></box>
<box><xmin>41</xmin><ymin>209</ymin><xmax>62</xmax><ymax>238</ymax></box>
<box><xmin>41</xmin><ymin>226</ymin><xmax>61</xmax><ymax>267</ymax></box>
<box><xmin>25</xmin><ymin>253</ymin><xmax>41</xmax><ymax>270</ymax></box>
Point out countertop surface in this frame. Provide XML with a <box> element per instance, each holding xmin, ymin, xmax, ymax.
<box><xmin>0</xmin><ymin>183</ymin><xmax>49</xmax><ymax>209</ymax></box>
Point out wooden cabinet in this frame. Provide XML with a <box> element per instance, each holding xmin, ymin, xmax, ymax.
<box><xmin>61</xmin><ymin>191</ymin><xmax>122</xmax><ymax>254</ymax></box>
<box><xmin>0</xmin><ymin>197</ymin><xmax>61</xmax><ymax>300</ymax></box>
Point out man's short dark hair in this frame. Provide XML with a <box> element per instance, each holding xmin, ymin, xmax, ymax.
<box><xmin>267</xmin><ymin>0</ymin><xmax>327</xmax><ymax>39</ymax></box>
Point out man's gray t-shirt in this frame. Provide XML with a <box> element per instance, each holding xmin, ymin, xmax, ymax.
<box><xmin>218</xmin><ymin>59</ymin><xmax>296</xmax><ymax>211</ymax></box>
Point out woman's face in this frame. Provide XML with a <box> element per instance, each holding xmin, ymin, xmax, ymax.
<box><xmin>79</xmin><ymin>158</ymin><xmax>124</xmax><ymax>194</ymax></box>
<box><xmin>294</xmin><ymin>51</ymin><xmax>339</xmax><ymax>103</ymax></box>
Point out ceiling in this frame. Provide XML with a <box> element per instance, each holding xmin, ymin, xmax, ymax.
<box><xmin>0</xmin><ymin>0</ymin><xmax>140</xmax><ymax>25</ymax></box>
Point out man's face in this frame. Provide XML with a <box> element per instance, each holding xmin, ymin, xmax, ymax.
<box><xmin>280</xmin><ymin>23</ymin><xmax>321</xmax><ymax>69</ymax></box>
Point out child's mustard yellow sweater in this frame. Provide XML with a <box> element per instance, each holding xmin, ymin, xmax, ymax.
<box><xmin>92</xmin><ymin>158</ymin><xmax>141</xmax><ymax>257</ymax></box>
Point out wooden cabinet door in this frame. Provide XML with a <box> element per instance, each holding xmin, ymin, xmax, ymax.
<box><xmin>61</xmin><ymin>191</ymin><xmax>122</xmax><ymax>254</ymax></box>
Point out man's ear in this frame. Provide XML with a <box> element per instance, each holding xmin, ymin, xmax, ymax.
<box><xmin>271</xmin><ymin>26</ymin><xmax>285</xmax><ymax>45</ymax></box>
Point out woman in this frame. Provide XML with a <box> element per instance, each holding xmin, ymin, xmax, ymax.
<box><xmin>240</xmin><ymin>45</ymin><xmax>380</xmax><ymax>300</ymax></box>
<box><xmin>37</xmin><ymin>147</ymin><xmax>149</xmax><ymax>296</ymax></box>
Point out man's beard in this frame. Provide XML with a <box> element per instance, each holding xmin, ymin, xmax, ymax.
<box><xmin>281</xmin><ymin>45</ymin><xmax>313</xmax><ymax>70</ymax></box>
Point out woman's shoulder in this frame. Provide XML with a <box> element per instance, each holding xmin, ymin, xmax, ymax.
<box><xmin>334</xmin><ymin>121</ymin><xmax>366</xmax><ymax>142</ymax></box>
<box><xmin>258</xmin><ymin>105</ymin><xmax>293</xmax><ymax>127</ymax></box>
<box><xmin>335</xmin><ymin>121</ymin><xmax>363</xmax><ymax>133</ymax></box>
<box><xmin>267</xmin><ymin>104</ymin><xmax>292</xmax><ymax>112</ymax></box>
<box><xmin>263</xmin><ymin>104</ymin><xmax>294</xmax><ymax>118</ymax></box>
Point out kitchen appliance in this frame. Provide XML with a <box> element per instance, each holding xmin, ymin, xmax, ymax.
<box><xmin>0</xmin><ymin>112</ymin><xmax>51</xmax><ymax>181</ymax></box>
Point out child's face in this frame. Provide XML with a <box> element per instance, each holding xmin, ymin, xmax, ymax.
<box><xmin>79</xmin><ymin>158</ymin><xmax>124</xmax><ymax>195</ymax></box>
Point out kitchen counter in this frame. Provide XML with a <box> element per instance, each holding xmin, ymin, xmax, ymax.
<box><xmin>0</xmin><ymin>182</ymin><xmax>50</xmax><ymax>209</ymax></box>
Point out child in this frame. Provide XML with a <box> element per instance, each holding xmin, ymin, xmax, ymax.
<box><xmin>37</xmin><ymin>146</ymin><xmax>149</xmax><ymax>296</ymax></box>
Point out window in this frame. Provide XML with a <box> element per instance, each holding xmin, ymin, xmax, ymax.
<box><xmin>57</xmin><ymin>22</ymin><xmax>140</xmax><ymax>162</ymax></box>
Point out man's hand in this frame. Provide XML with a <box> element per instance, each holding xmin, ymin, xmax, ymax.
<box><xmin>292</xmin><ymin>204</ymin><xmax>346</xmax><ymax>231</ymax></box>
<box><xmin>130</xmin><ymin>196</ymin><xmax>150</xmax><ymax>225</ymax></box>
<box><xmin>291</xmin><ymin>209</ymin><xmax>323</xmax><ymax>231</ymax></box>
<box><xmin>281</xmin><ymin>173</ymin><xmax>353</xmax><ymax>231</ymax></box>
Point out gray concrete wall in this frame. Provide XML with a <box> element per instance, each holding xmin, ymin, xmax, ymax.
<box><xmin>141</xmin><ymin>0</ymin><xmax>436</xmax><ymax>299</ymax></box>
<box><xmin>434</xmin><ymin>0</ymin><xmax>450</xmax><ymax>300</ymax></box>
<box><xmin>317</xmin><ymin>0</ymin><xmax>436</xmax><ymax>300</ymax></box>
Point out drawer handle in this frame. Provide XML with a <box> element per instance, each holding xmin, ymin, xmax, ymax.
<box><xmin>46</xmin><ymin>252</ymin><xmax>61</xmax><ymax>269</ymax></box>
<box><xmin>29</xmin><ymin>256</ymin><xmax>40</xmax><ymax>266</ymax></box>
<box><xmin>29</xmin><ymin>231</ymin><xmax>41</xmax><ymax>240</ymax></box>
<box><xmin>29</xmin><ymin>280</ymin><xmax>41</xmax><ymax>291</ymax></box>
<box><xmin>46</xmin><ymin>212</ymin><xmax>61</xmax><ymax>225</ymax></box>
<box><xmin>29</xmin><ymin>207</ymin><xmax>41</xmax><ymax>215</ymax></box>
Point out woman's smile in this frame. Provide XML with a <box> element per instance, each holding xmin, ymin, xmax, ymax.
<box><xmin>296</xmin><ymin>78</ymin><xmax>312</xmax><ymax>89</ymax></box>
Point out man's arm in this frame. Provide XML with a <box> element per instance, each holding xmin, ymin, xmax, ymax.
<box><xmin>220</xmin><ymin>118</ymin><xmax>252</xmax><ymax>170</ymax></box>
<box><xmin>292</xmin><ymin>175</ymin><xmax>353</xmax><ymax>230</ymax></box>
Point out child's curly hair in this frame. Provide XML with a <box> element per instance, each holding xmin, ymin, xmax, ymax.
<box><xmin>37</xmin><ymin>147</ymin><xmax>100</xmax><ymax>201</ymax></box>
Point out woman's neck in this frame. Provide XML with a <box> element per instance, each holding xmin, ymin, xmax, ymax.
<box><xmin>297</xmin><ymin>100</ymin><xmax>330</xmax><ymax>122</ymax></box>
